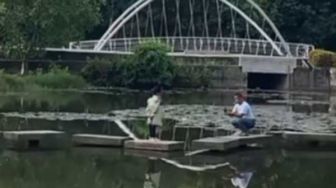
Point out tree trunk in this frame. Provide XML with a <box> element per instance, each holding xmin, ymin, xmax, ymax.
<box><xmin>20</xmin><ymin>60</ymin><xmax>26</xmax><ymax>75</ymax></box>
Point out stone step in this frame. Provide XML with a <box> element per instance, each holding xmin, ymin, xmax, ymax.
<box><xmin>192</xmin><ymin>135</ymin><xmax>272</xmax><ymax>151</ymax></box>
<box><xmin>124</xmin><ymin>149</ymin><xmax>184</xmax><ymax>158</ymax></box>
<box><xmin>72</xmin><ymin>134</ymin><xmax>130</xmax><ymax>147</ymax></box>
<box><xmin>3</xmin><ymin>130</ymin><xmax>68</xmax><ymax>150</ymax></box>
<box><xmin>270</xmin><ymin>131</ymin><xmax>336</xmax><ymax>148</ymax></box>
<box><xmin>125</xmin><ymin>140</ymin><xmax>184</xmax><ymax>151</ymax></box>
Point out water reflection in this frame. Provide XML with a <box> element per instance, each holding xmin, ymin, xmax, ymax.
<box><xmin>0</xmin><ymin>148</ymin><xmax>335</xmax><ymax>188</ymax></box>
<box><xmin>144</xmin><ymin>159</ymin><xmax>161</xmax><ymax>188</ymax></box>
<box><xmin>230</xmin><ymin>172</ymin><xmax>253</xmax><ymax>188</ymax></box>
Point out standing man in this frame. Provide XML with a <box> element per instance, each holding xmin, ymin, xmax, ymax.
<box><xmin>227</xmin><ymin>92</ymin><xmax>256</xmax><ymax>136</ymax></box>
<box><xmin>146</xmin><ymin>85</ymin><xmax>163</xmax><ymax>141</ymax></box>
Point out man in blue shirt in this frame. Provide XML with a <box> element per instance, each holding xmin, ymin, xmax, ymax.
<box><xmin>227</xmin><ymin>92</ymin><xmax>256</xmax><ymax>136</ymax></box>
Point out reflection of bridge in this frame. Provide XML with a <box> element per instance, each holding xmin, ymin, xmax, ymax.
<box><xmin>48</xmin><ymin>0</ymin><xmax>316</xmax><ymax>75</ymax></box>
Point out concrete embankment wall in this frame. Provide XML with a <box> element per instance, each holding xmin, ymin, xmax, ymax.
<box><xmin>290</xmin><ymin>68</ymin><xmax>330</xmax><ymax>92</ymax></box>
<box><xmin>0</xmin><ymin>51</ymin><xmax>331</xmax><ymax>91</ymax></box>
<box><xmin>330</xmin><ymin>68</ymin><xmax>336</xmax><ymax>92</ymax></box>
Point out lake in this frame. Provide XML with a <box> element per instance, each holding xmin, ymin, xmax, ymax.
<box><xmin>0</xmin><ymin>89</ymin><xmax>335</xmax><ymax>188</ymax></box>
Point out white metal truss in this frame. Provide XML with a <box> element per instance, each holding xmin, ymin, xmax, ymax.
<box><xmin>93</xmin><ymin>0</ymin><xmax>289</xmax><ymax>55</ymax></box>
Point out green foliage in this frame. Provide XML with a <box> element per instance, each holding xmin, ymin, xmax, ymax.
<box><xmin>82</xmin><ymin>42</ymin><xmax>175</xmax><ymax>89</ymax></box>
<box><xmin>92</xmin><ymin>0</ymin><xmax>336</xmax><ymax>50</ymax></box>
<box><xmin>1</xmin><ymin>0</ymin><xmax>102</xmax><ymax>73</ymax></box>
<box><xmin>173</xmin><ymin>65</ymin><xmax>212</xmax><ymax>88</ymax></box>
<box><xmin>82</xmin><ymin>58</ymin><xmax>212</xmax><ymax>89</ymax></box>
<box><xmin>81</xmin><ymin>57</ymin><xmax>127</xmax><ymax>87</ymax></box>
<box><xmin>27</xmin><ymin>66</ymin><xmax>87</xmax><ymax>89</ymax></box>
<box><xmin>258</xmin><ymin>0</ymin><xmax>336</xmax><ymax>50</ymax></box>
<box><xmin>127</xmin><ymin>41</ymin><xmax>174</xmax><ymax>89</ymax></box>
<box><xmin>0</xmin><ymin>67</ymin><xmax>86</xmax><ymax>92</ymax></box>
<box><xmin>0</xmin><ymin>2</ymin><xmax>4</xmax><ymax>43</ymax></box>
<box><xmin>82</xmin><ymin>41</ymin><xmax>213</xmax><ymax>89</ymax></box>
<box><xmin>310</xmin><ymin>49</ymin><xmax>336</xmax><ymax>67</ymax></box>
<box><xmin>130</xmin><ymin>120</ymin><xmax>149</xmax><ymax>139</ymax></box>
<box><xmin>0</xmin><ymin>71</ymin><xmax>27</xmax><ymax>92</ymax></box>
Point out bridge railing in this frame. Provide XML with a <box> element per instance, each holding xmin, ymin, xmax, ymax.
<box><xmin>69</xmin><ymin>37</ymin><xmax>314</xmax><ymax>59</ymax></box>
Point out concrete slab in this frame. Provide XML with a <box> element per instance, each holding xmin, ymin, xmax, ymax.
<box><xmin>192</xmin><ymin>135</ymin><xmax>272</xmax><ymax>151</ymax></box>
<box><xmin>270</xmin><ymin>131</ymin><xmax>336</xmax><ymax>148</ymax></box>
<box><xmin>202</xmin><ymin>128</ymin><xmax>216</xmax><ymax>138</ymax></box>
<box><xmin>125</xmin><ymin>140</ymin><xmax>184</xmax><ymax>151</ymax></box>
<box><xmin>188</xmin><ymin>127</ymin><xmax>202</xmax><ymax>140</ymax></box>
<box><xmin>124</xmin><ymin>149</ymin><xmax>184</xmax><ymax>159</ymax></box>
<box><xmin>72</xmin><ymin>134</ymin><xmax>130</xmax><ymax>147</ymax></box>
<box><xmin>3</xmin><ymin>130</ymin><xmax>68</xmax><ymax>150</ymax></box>
<box><xmin>173</xmin><ymin>127</ymin><xmax>188</xmax><ymax>141</ymax></box>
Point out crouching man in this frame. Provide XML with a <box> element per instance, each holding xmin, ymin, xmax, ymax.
<box><xmin>227</xmin><ymin>92</ymin><xmax>256</xmax><ymax>136</ymax></box>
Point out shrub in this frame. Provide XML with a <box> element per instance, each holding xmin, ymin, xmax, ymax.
<box><xmin>81</xmin><ymin>41</ymin><xmax>214</xmax><ymax>90</ymax></box>
<box><xmin>0</xmin><ymin>70</ymin><xmax>27</xmax><ymax>92</ymax></box>
<box><xmin>173</xmin><ymin>65</ymin><xmax>212</xmax><ymax>88</ymax></box>
<box><xmin>0</xmin><ymin>67</ymin><xmax>87</xmax><ymax>92</ymax></box>
<box><xmin>82</xmin><ymin>41</ymin><xmax>175</xmax><ymax>89</ymax></box>
<box><xmin>310</xmin><ymin>49</ymin><xmax>336</xmax><ymax>67</ymax></box>
<box><xmin>126</xmin><ymin>41</ymin><xmax>174</xmax><ymax>89</ymax></box>
<box><xmin>82</xmin><ymin>57</ymin><xmax>127</xmax><ymax>87</ymax></box>
<box><xmin>28</xmin><ymin>66</ymin><xmax>87</xmax><ymax>89</ymax></box>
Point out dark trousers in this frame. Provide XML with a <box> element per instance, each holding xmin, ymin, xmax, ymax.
<box><xmin>149</xmin><ymin>124</ymin><xmax>160</xmax><ymax>138</ymax></box>
<box><xmin>232</xmin><ymin>118</ymin><xmax>256</xmax><ymax>132</ymax></box>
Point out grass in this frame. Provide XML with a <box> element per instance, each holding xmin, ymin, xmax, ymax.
<box><xmin>0</xmin><ymin>67</ymin><xmax>87</xmax><ymax>92</ymax></box>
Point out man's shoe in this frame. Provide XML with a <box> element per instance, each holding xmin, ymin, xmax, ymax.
<box><xmin>232</xmin><ymin>130</ymin><xmax>242</xmax><ymax>136</ymax></box>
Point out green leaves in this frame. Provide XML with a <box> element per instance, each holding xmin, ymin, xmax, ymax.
<box><xmin>129</xmin><ymin>41</ymin><xmax>174</xmax><ymax>89</ymax></box>
<box><xmin>310</xmin><ymin>49</ymin><xmax>336</xmax><ymax>67</ymax></box>
<box><xmin>82</xmin><ymin>42</ymin><xmax>174</xmax><ymax>89</ymax></box>
<box><xmin>1</xmin><ymin>0</ymin><xmax>102</xmax><ymax>61</ymax></box>
<box><xmin>261</xmin><ymin>0</ymin><xmax>336</xmax><ymax>49</ymax></box>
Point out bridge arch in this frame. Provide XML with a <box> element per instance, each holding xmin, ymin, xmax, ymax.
<box><xmin>90</xmin><ymin>0</ymin><xmax>294</xmax><ymax>57</ymax></box>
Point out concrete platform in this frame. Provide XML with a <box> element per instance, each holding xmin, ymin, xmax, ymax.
<box><xmin>124</xmin><ymin>149</ymin><xmax>184</xmax><ymax>158</ymax></box>
<box><xmin>192</xmin><ymin>135</ymin><xmax>272</xmax><ymax>151</ymax></box>
<box><xmin>270</xmin><ymin>131</ymin><xmax>336</xmax><ymax>149</ymax></box>
<box><xmin>3</xmin><ymin>130</ymin><xmax>68</xmax><ymax>150</ymax></box>
<box><xmin>72</xmin><ymin>134</ymin><xmax>130</xmax><ymax>147</ymax></box>
<box><xmin>125</xmin><ymin>140</ymin><xmax>184</xmax><ymax>151</ymax></box>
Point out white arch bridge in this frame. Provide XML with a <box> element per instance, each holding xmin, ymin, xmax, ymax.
<box><xmin>58</xmin><ymin>0</ymin><xmax>315</xmax><ymax>72</ymax></box>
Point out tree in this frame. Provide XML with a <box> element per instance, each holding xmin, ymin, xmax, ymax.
<box><xmin>0</xmin><ymin>1</ymin><xmax>5</xmax><ymax>50</ymax></box>
<box><xmin>258</xmin><ymin>0</ymin><xmax>336</xmax><ymax>50</ymax></box>
<box><xmin>126</xmin><ymin>41</ymin><xmax>174</xmax><ymax>89</ymax></box>
<box><xmin>1</xmin><ymin>0</ymin><xmax>102</xmax><ymax>74</ymax></box>
<box><xmin>94</xmin><ymin>0</ymin><xmax>336</xmax><ymax>50</ymax></box>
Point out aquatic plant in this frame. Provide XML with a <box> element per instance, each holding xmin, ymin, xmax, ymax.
<box><xmin>0</xmin><ymin>66</ymin><xmax>86</xmax><ymax>92</ymax></box>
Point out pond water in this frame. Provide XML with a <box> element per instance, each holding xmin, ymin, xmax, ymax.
<box><xmin>0</xmin><ymin>148</ymin><xmax>336</xmax><ymax>188</ymax></box>
<box><xmin>0</xmin><ymin>90</ymin><xmax>335</xmax><ymax>187</ymax></box>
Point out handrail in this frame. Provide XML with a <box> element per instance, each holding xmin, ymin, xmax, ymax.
<box><xmin>69</xmin><ymin>37</ymin><xmax>314</xmax><ymax>59</ymax></box>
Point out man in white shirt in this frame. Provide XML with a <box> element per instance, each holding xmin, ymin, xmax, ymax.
<box><xmin>146</xmin><ymin>86</ymin><xmax>163</xmax><ymax>141</ymax></box>
<box><xmin>227</xmin><ymin>92</ymin><xmax>256</xmax><ymax>136</ymax></box>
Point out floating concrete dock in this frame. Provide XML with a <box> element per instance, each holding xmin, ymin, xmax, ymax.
<box><xmin>270</xmin><ymin>131</ymin><xmax>336</xmax><ymax>148</ymax></box>
<box><xmin>72</xmin><ymin>134</ymin><xmax>130</xmax><ymax>147</ymax></box>
<box><xmin>125</xmin><ymin>140</ymin><xmax>184</xmax><ymax>151</ymax></box>
<box><xmin>192</xmin><ymin>135</ymin><xmax>272</xmax><ymax>151</ymax></box>
<box><xmin>3</xmin><ymin>130</ymin><xmax>68</xmax><ymax>150</ymax></box>
<box><xmin>124</xmin><ymin>149</ymin><xmax>184</xmax><ymax>158</ymax></box>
